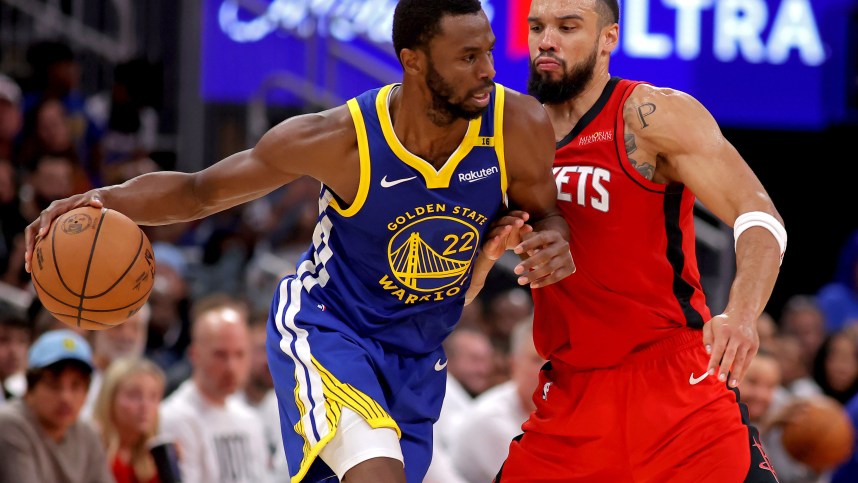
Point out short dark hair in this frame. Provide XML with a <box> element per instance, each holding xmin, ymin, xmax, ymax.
<box><xmin>0</xmin><ymin>312</ymin><xmax>31</xmax><ymax>339</ymax></box>
<box><xmin>0</xmin><ymin>303</ymin><xmax>29</xmax><ymax>332</ymax></box>
<box><xmin>26</xmin><ymin>359</ymin><xmax>92</xmax><ymax>391</ymax></box>
<box><xmin>597</xmin><ymin>0</ymin><xmax>620</xmax><ymax>25</ymax></box>
<box><xmin>392</xmin><ymin>0</ymin><xmax>483</xmax><ymax>62</ymax></box>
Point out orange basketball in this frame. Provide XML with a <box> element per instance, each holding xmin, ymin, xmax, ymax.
<box><xmin>781</xmin><ymin>396</ymin><xmax>855</xmax><ymax>473</ymax></box>
<box><xmin>31</xmin><ymin>206</ymin><xmax>155</xmax><ymax>330</ymax></box>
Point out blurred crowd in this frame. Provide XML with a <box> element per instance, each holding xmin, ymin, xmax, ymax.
<box><xmin>1</xmin><ymin>41</ymin><xmax>858</xmax><ymax>483</ymax></box>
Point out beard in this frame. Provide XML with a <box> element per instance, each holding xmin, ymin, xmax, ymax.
<box><xmin>527</xmin><ymin>46</ymin><xmax>598</xmax><ymax>105</ymax></box>
<box><xmin>425</xmin><ymin>59</ymin><xmax>493</xmax><ymax>126</ymax></box>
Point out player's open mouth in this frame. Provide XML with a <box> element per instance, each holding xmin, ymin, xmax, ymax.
<box><xmin>472</xmin><ymin>92</ymin><xmax>491</xmax><ymax>106</ymax></box>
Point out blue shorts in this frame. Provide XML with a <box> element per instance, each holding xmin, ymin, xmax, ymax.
<box><xmin>266</xmin><ymin>276</ymin><xmax>448</xmax><ymax>482</ymax></box>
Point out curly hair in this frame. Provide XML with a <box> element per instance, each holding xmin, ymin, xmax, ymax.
<box><xmin>392</xmin><ymin>0</ymin><xmax>483</xmax><ymax>62</ymax></box>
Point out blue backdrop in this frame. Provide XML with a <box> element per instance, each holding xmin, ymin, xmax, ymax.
<box><xmin>202</xmin><ymin>0</ymin><xmax>858</xmax><ymax>130</ymax></box>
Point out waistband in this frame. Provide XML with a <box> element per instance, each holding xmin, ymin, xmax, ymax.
<box><xmin>625</xmin><ymin>328</ymin><xmax>703</xmax><ymax>364</ymax></box>
<box><xmin>550</xmin><ymin>328</ymin><xmax>704</xmax><ymax>373</ymax></box>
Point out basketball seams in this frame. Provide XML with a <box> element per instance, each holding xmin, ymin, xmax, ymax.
<box><xmin>31</xmin><ymin>277</ymin><xmax>153</xmax><ymax>313</ymax></box>
<box><xmin>75</xmin><ymin>208</ymin><xmax>107</xmax><ymax>327</ymax></box>
<box><xmin>50</xmin><ymin>212</ymin><xmax>84</xmax><ymax>298</ymax></box>
<box><xmin>51</xmin><ymin>313</ymin><xmax>115</xmax><ymax>329</ymax></box>
<box><xmin>82</xmin><ymin>222</ymin><xmax>145</xmax><ymax>299</ymax></box>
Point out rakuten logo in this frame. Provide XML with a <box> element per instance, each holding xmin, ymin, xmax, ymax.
<box><xmin>459</xmin><ymin>166</ymin><xmax>499</xmax><ymax>183</ymax></box>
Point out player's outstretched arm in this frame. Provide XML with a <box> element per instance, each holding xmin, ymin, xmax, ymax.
<box><xmin>624</xmin><ymin>85</ymin><xmax>784</xmax><ymax>387</ymax></box>
<box><xmin>503</xmin><ymin>89</ymin><xmax>575</xmax><ymax>289</ymax></box>
<box><xmin>24</xmin><ymin>106</ymin><xmax>358</xmax><ymax>273</ymax></box>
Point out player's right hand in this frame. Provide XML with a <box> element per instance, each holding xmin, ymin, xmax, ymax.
<box><xmin>24</xmin><ymin>191</ymin><xmax>105</xmax><ymax>273</ymax></box>
<box><xmin>481</xmin><ymin>210</ymin><xmax>533</xmax><ymax>260</ymax></box>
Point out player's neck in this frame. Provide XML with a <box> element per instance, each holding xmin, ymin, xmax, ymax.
<box><xmin>543</xmin><ymin>71</ymin><xmax>612</xmax><ymax>141</ymax></box>
<box><xmin>193</xmin><ymin>377</ymin><xmax>227</xmax><ymax>407</ymax></box>
<box><xmin>391</xmin><ymin>83</ymin><xmax>471</xmax><ymax>168</ymax></box>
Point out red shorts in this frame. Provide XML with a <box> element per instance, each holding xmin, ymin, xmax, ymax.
<box><xmin>496</xmin><ymin>329</ymin><xmax>778</xmax><ymax>483</ymax></box>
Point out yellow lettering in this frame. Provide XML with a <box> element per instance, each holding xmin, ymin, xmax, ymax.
<box><xmin>446</xmin><ymin>287</ymin><xmax>461</xmax><ymax>297</ymax></box>
<box><xmin>415</xmin><ymin>206</ymin><xmax>425</xmax><ymax>216</ymax></box>
<box><xmin>396</xmin><ymin>216</ymin><xmax>406</xmax><ymax>225</ymax></box>
<box><xmin>405</xmin><ymin>294</ymin><xmax>418</xmax><ymax>304</ymax></box>
<box><xmin>387</xmin><ymin>223</ymin><xmax>397</xmax><ymax>231</ymax></box>
<box><xmin>452</xmin><ymin>206</ymin><xmax>460</xmax><ymax>214</ymax></box>
<box><xmin>379</xmin><ymin>275</ymin><xmax>398</xmax><ymax>291</ymax></box>
<box><xmin>436</xmin><ymin>203</ymin><xmax>446</xmax><ymax>212</ymax></box>
<box><xmin>391</xmin><ymin>289</ymin><xmax>405</xmax><ymax>300</ymax></box>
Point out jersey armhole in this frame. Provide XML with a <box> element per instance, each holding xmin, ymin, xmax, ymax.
<box><xmin>615</xmin><ymin>82</ymin><xmax>669</xmax><ymax>194</ymax></box>
<box><xmin>494</xmin><ymin>85</ymin><xmax>509</xmax><ymax>197</ymax></box>
<box><xmin>329</xmin><ymin>99</ymin><xmax>372</xmax><ymax>216</ymax></box>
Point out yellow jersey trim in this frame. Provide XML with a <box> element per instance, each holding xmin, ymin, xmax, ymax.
<box><xmin>290</xmin><ymin>357</ymin><xmax>401</xmax><ymax>483</ymax></box>
<box><xmin>494</xmin><ymin>84</ymin><xmax>508</xmax><ymax>196</ymax></box>
<box><xmin>375</xmin><ymin>84</ymin><xmax>482</xmax><ymax>189</ymax></box>
<box><xmin>329</xmin><ymin>99</ymin><xmax>371</xmax><ymax>217</ymax></box>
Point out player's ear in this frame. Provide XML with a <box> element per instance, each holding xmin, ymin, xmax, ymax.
<box><xmin>602</xmin><ymin>23</ymin><xmax>619</xmax><ymax>53</ymax></box>
<box><xmin>400</xmin><ymin>48</ymin><xmax>424</xmax><ymax>76</ymax></box>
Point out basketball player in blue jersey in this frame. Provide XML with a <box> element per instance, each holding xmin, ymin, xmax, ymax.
<box><xmin>23</xmin><ymin>1</ymin><xmax>576</xmax><ymax>481</ymax></box>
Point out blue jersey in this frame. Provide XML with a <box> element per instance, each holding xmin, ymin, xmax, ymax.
<box><xmin>292</xmin><ymin>83</ymin><xmax>508</xmax><ymax>355</ymax></box>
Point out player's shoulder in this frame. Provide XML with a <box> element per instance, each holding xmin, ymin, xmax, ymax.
<box><xmin>623</xmin><ymin>82</ymin><xmax>716</xmax><ymax>138</ymax></box>
<box><xmin>625</xmin><ymin>83</ymin><xmax>707</xmax><ymax>117</ymax></box>
<box><xmin>500</xmin><ymin>85</ymin><xmax>543</xmax><ymax>114</ymax></box>
<box><xmin>256</xmin><ymin>103</ymin><xmax>357</xmax><ymax>160</ymax></box>
<box><xmin>267</xmin><ymin>104</ymin><xmax>354</xmax><ymax>140</ymax></box>
<box><xmin>499</xmin><ymin>85</ymin><xmax>551</xmax><ymax>133</ymax></box>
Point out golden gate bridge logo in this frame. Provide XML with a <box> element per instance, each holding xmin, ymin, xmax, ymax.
<box><xmin>388</xmin><ymin>217</ymin><xmax>479</xmax><ymax>292</ymax></box>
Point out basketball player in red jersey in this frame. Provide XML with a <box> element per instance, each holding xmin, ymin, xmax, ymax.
<box><xmin>495</xmin><ymin>1</ymin><xmax>785</xmax><ymax>482</ymax></box>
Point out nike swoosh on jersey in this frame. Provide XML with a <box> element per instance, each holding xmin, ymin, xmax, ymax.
<box><xmin>380</xmin><ymin>175</ymin><xmax>417</xmax><ymax>188</ymax></box>
<box><xmin>435</xmin><ymin>359</ymin><xmax>448</xmax><ymax>371</ymax></box>
<box><xmin>689</xmin><ymin>372</ymin><xmax>709</xmax><ymax>385</ymax></box>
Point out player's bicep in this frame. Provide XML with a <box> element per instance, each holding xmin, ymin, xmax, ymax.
<box><xmin>654</xmin><ymin>92</ymin><xmax>779</xmax><ymax>226</ymax></box>
<box><xmin>192</xmin><ymin>112</ymin><xmax>343</xmax><ymax>212</ymax></box>
<box><xmin>503</xmin><ymin>92</ymin><xmax>560</xmax><ymax>219</ymax></box>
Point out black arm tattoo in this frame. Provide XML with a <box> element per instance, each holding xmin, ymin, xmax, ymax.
<box><xmin>636</xmin><ymin>102</ymin><xmax>656</xmax><ymax>128</ymax></box>
<box><xmin>625</xmin><ymin>133</ymin><xmax>655</xmax><ymax>180</ymax></box>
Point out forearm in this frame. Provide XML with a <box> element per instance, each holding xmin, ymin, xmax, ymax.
<box><xmin>465</xmin><ymin>252</ymin><xmax>495</xmax><ymax>305</ymax></box>
<box><xmin>723</xmin><ymin>229</ymin><xmax>781</xmax><ymax>319</ymax></box>
<box><xmin>96</xmin><ymin>171</ymin><xmax>205</xmax><ymax>225</ymax></box>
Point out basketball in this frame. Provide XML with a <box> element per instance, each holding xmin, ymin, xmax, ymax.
<box><xmin>30</xmin><ymin>206</ymin><xmax>156</xmax><ymax>330</ymax></box>
<box><xmin>781</xmin><ymin>396</ymin><xmax>855</xmax><ymax>473</ymax></box>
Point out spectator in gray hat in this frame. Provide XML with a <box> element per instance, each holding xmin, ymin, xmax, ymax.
<box><xmin>0</xmin><ymin>329</ymin><xmax>114</xmax><ymax>483</ymax></box>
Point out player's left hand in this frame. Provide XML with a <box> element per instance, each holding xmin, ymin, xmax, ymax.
<box><xmin>702</xmin><ymin>313</ymin><xmax>760</xmax><ymax>387</ymax></box>
<box><xmin>512</xmin><ymin>230</ymin><xmax>575</xmax><ymax>289</ymax></box>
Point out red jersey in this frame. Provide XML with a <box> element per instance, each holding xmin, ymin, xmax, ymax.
<box><xmin>533</xmin><ymin>77</ymin><xmax>712</xmax><ymax>369</ymax></box>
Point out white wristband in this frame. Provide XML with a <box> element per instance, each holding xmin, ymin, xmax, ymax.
<box><xmin>733</xmin><ymin>211</ymin><xmax>787</xmax><ymax>266</ymax></box>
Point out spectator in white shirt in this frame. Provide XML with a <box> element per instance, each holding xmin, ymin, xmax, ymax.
<box><xmin>451</xmin><ymin>318</ymin><xmax>543</xmax><ymax>483</ymax></box>
<box><xmin>159</xmin><ymin>294</ymin><xmax>269</xmax><ymax>483</ymax></box>
<box><xmin>233</xmin><ymin>314</ymin><xmax>289</xmax><ymax>479</ymax></box>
